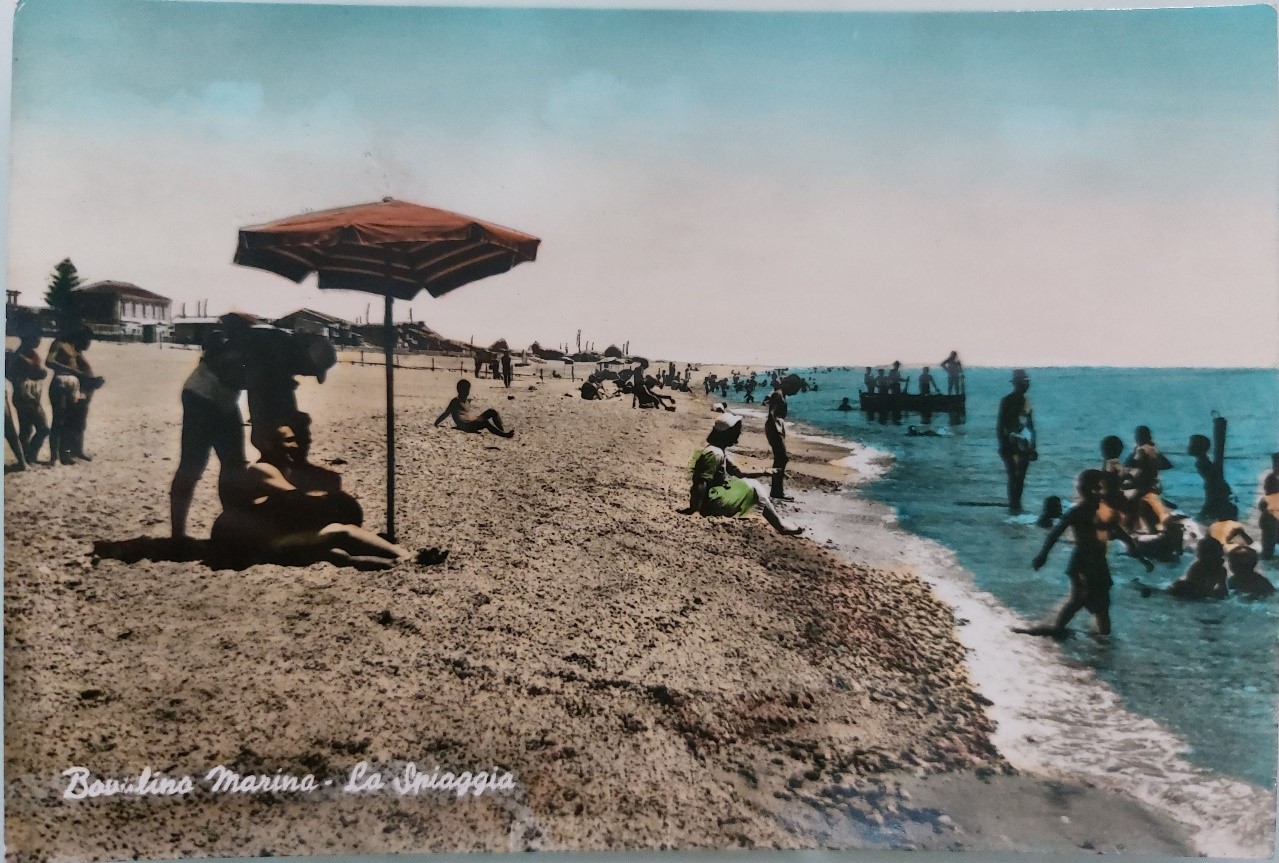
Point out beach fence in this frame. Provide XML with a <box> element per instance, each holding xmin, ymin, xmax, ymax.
<box><xmin>337</xmin><ymin>349</ymin><xmax>565</xmax><ymax>380</ymax></box>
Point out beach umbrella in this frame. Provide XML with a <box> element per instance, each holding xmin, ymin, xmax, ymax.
<box><xmin>234</xmin><ymin>197</ymin><xmax>540</xmax><ymax>541</ymax></box>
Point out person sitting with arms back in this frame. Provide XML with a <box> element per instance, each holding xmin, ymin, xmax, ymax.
<box><xmin>213</xmin><ymin>422</ymin><xmax>446</xmax><ymax>569</ymax></box>
<box><xmin>678</xmin><ymin>413</ymin><xmax>802</xmax><ymax>536</ymax></box>
<box><xmin>435</xmin><ymin>379</ymin><xmax>515</xmax><ymax>437</ymax></box>
<box><xmin>632</xmin><ymin>361</ymin><xmax>675</xmax><ymax>411</ymax></box>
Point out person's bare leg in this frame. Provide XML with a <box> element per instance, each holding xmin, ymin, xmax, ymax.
<box><xmin>317</xmin><ymin>523</ymin><xmax>449</xmax><ymax>565</ymax></box>
<box><xmin>480</xmin><ymin>409</ymin><xmax>514</xmax><ymax>438</ymax></box>
<box><xmin>755</xmin><ymin>492</ymin><xmax>803</xmax><ymax>535</ymax></box>
<box><xmin>170</xmin><ymin>467</ymin><xmax>202</xmax><ymax>539</ymax></box>
<box><xmin>5</xmin><ymin>409</ymin><xmax>27</xmax><ymax>471</ymax></box>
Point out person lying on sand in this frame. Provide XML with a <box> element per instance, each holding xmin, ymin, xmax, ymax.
<box><xmin>1225</xmin><ymin>546</ymin><xmax>1275</xmax><ymax>598</ymax></box>
<box><xmin>678</xmin><ymin>413</ymin><xmax>802</xmax><ymax>536</ymax></box>
<box><xmin>1016</xmin><ymin>469</ymin><xmax>1152</xmax><ymax>639</ymax></box>
<box><xmin>212</xmin><ymin>423</ymin><xmax>447</xmax><ymax>570</ymax></box>
<box><xmin>434</xmin><ymin>379</ymin><xmax>514</xmax><ymax>437</ymax></box>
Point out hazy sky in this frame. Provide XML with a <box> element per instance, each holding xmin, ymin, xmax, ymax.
<box><xmin>8</xmin><ymin>0</ymin><xmax>1277</xmax><ymax>366</ymax></box>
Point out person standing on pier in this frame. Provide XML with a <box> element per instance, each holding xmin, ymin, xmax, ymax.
<box><xmin>917</xmin><ymin>366</ymin><xmax>937</xmax><ymax>396</ymax></box>
<box><xmin>997</xmin><ymin>369</ymin><xmax>1036</xmax><ymax>515</ymax></box>
<box><xmin>941</xmin><ymin>351</ymin><xmax>964</xmax><ymax>395</ymax></box>
<box><xmin>764</xmin><ymin>382</ymin><xmax>792</xmax><ymax>502</ymax></box>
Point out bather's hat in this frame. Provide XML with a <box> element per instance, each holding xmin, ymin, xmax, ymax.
<box><xmin>712</xmin><ymin>413</ymin><xmax>743</xmax><ymax>434</ymax></box>
<box><xmin>1011</xmin><ymin>368</ymin><xmax>1030</xmax><ymax>383</ymax></box>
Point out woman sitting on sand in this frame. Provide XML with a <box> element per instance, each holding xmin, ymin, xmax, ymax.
<box><xmin>434</xmin><ymin>379</ymin><xmax>515</xmax><ymax>437</ymax></box>
<box><xmin>678</xmin><ymin>413</ymin><xmax>803</xmax><ymax>535</ymax></box>
<box><xmin>212</xmin><ymin>423</ymin><xmax>447</xmax><ymax>570</ymax></box>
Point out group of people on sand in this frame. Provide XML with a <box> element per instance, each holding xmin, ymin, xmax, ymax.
<box><xmin>4</xmin><ymin>320</ymin><xmax>105</xmax><ymax>469</ymax></box>
<box><xmin>579</xmin><ymin>358</ymin><xmax>686</xmax><ymax>410</ymax></box>
<box><xmin>862</xmin><ymin>353</ymin><xmax>964</xmax><ymax>397</ymax></box>
<box><xmin>169</xmin><ymin>313</ymin><xmax>453</xmax><ymax>570</ymax></box>
<box><xmin>1020</xmin><ymin>415</ymin><xmax>1274</xmax><ymax>640</ymax></box>
<box><xmin>678</xmin><ymin>373</ymin><xmax>801</xmax><ymax>535</ymax></box>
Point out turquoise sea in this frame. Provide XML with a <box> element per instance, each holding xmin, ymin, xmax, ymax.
<box><xmin>725</xmin><ymin>366</ymin><xmax>1278</xmax><ymax>791</ymax></box>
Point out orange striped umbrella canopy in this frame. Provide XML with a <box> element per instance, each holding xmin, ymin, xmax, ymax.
<box><xmin>234</xmin><ymin>197</ymin><xmax>540</xmax><ymax>301</ymax></box>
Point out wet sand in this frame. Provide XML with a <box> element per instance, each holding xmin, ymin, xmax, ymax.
<box><xmin>4</xmin><ymin>344</ymin><xmax>1191</xmax><ymax>861</ymax></box>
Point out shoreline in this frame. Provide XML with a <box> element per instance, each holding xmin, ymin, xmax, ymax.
<box><xmin>2</xmin><ymin>344</ymin><xmax>1094</xmax><ymax>859</ymax></box>
<box><xmin>742</xmin><ymin>400</ymin><xmax>1274</xmax><ymax>857</ymax></box>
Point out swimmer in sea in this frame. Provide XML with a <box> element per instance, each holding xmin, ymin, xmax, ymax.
<box><xmin>1036</xmin><ymin>495</ymin><xmax>1063</xmax><ymax>529</ymax></box>
<box><xmin>837</xmin><ymin>397</ymin><xmax>854</xmax><ymax>412</ymax></box>
<box><xmin>1125</xmin><ymin>425</ymin><xmax>1173</xmax><ymax>531</ymax></box>
<box><xmin>1225</xmin><ymin>546</ymin><xmax>1275</xmax><ymax>598</ymax></box>
<box><xmin>1017</xmin><ymin>469</ymin><xmax>1153</xmax><ymax>638</ymax></box>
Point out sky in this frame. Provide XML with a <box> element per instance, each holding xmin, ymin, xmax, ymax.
<box><xmin>6</xmin><ymin>0</ymin><xmax>1277</xmax><ymax>366</ymax></box>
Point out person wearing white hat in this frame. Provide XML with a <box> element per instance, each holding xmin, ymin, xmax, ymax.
<box><xmin>679</xmin><ymin>413</ymin><xmax>803</xmax><ymax>535</ymax></box>
<box><xmin>997</xmin><ymin>368</ymin><xmax>1036</xmax><ymax>515</ymax></box>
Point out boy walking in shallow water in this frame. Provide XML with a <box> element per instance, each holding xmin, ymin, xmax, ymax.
<box><xmin>1018</xmin><ymin>469</ymin><xmax>1152</xmax><ymax>638</ymax></box>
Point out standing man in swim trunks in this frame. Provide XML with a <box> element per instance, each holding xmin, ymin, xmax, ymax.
<box><xmin>6</xmin><ymin>324</ymin><xmax>49</xmax><ymax>464</ymax></box>
<box><xmin>997</xmin><ymin>368</ymin><xmax>1036</xmax><ymax>515</ymax></box>
<box><xmin>169</xmin><ymin>327</ymin><xmax>250</xmax><ymax>540</ymax></box>
<box><xmin>863</xmin><ymin>367</ymin><xmax>876</xmax><ymax>394</ymax></box>
<box><xmin>1019</xmin><ymin>469</ymin><xmax>1153</xmax><ymax>638</ymax></box>
<box><xmin>764</xmin><ymin>382</ymin><xmax>792</xmax><ymax>502</ymax></box>
<box><xmin>46</xmin><ymin>325</ymin><xmax>103</xmax><ymax>465</ymax></box>
<box><xmin>941</xmin><ymin>351</ymin><xmax>964</xmax><ymax>395</ymax></box>
<box><xmin>501</xmin><ymin>349</ymin><xmax>513</xmax><ymax>389</ymax></box>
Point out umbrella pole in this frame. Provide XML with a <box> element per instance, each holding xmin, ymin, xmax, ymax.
<box><xmin>384</xmin><ymin>292</ymin><xmax>397</xmax><ymax>543</ymax></box>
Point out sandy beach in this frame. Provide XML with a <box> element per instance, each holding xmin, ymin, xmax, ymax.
<box><xmin>4</xmin><ymin>344</ymin><xmax>1194</xmax><ymax>861</ymax></box>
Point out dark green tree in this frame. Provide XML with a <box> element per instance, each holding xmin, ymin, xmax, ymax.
<box><xmin>44</xmin><ymin>258</ymin><xmax>81</xmax><ymax>328</ymax></box>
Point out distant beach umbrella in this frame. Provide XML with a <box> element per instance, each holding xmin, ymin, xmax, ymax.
<box><xmin>234</xmin><ymin>197</ymin><xmax>540</xmax><ymax>541</ymax></box>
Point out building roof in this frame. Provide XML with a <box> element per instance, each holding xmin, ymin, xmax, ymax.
<box><xmin>275</xmin><ymin>307</ymin><xmax>354</xmax><ymax>326</ymax></box>
<box><xmin>75</xmin><ymin>281</ymin><xmax>171</xmax><ymax>302</ymax></box>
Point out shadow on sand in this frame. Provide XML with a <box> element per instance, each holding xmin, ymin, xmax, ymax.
<box><xmin>92</xmin><ymin>537</ymin><xmax>257</xmax><ymax>571</ymax></box>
